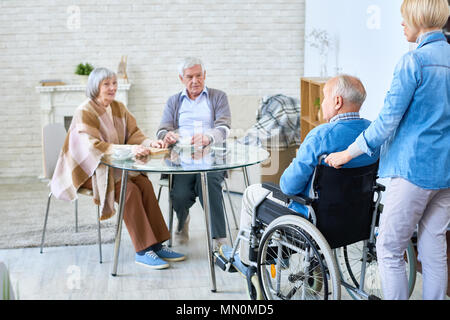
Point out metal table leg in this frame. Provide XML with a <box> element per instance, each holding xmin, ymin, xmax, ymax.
<box><xmin>111</xmin><ymin>170</ymin><xmax>128</xmax><ymax>277</ymax></box>
<box><xmin>200</xmin><ymin>172</ymin><xmax>216</xmax><ymax>292</ymax></box>
<box><xmin>242</xmin><ymin>166</ymin><xmax>250</xmax><ymax>188</ymax></box>
<box><xmin>168</xmin><ymin>174</ymin><xmax>174</xmax><ymax>247</ymax></box>
<box><xmin>223</xmin><ymin>178</ymin><xmax>238</xmax><ymax>230</ymax></box>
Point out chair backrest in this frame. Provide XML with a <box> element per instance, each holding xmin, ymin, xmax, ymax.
<box><xmin>42</xmin><ymin>123</ymin><xmax>67</xmax><ymax>179</ymax></box>
<box><xmin>312</xmin><ymin>161</ymin><xmax>379</xmax><ymax>249</ymax></box>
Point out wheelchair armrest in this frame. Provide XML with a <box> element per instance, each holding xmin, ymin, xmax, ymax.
<box><xmin>261</xmin><ymin>182</ymin><xmax>313</xmax><ymax>206</ymax></box>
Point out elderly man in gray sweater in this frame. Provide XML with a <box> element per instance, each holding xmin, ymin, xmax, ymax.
<box><xmin>156</xmin><ymin>57</ymin><xmax>231</xmax><ymax>248</ymax></box>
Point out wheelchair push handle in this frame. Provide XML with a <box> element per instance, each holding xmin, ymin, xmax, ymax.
<box><xmin>320</xmin><ymin>154</ymin><xmax>385</xmax><ymax>193</ymax></box>
<box><xmin>318</xmin><ymin>154</ymin><xmax>328</xmax><ymax>164</ymax></box>
<box><xmin>375</xmin><ymin>183</ymin><xmax>386</xmax><ymax>192</ymax></box>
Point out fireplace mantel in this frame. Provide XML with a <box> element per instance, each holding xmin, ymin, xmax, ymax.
<box><xmin>36</xmin><ymin>83</ymin><xmax>131</xmax><ymax>131</ymax></box>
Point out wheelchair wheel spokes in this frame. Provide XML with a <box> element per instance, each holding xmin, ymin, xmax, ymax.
<box><xmin>257</xmin><ymin>224</ymin><xmax>331</xmax><ymax>300</ymax></box>
<box><xmin>335</xmin><ymin>240</ymin><xmax>417</xmax><ymax>299</ymax></box>
<box><xmin>336</xmin><ymin>241</ymin><xmax>382</xmax><ymax>299</ymax></box>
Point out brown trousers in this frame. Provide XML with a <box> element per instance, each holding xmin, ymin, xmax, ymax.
<box><xmin>83</xmin><ymin>174</ymin><xmax>170</xmax><ymax>252</ymax></box>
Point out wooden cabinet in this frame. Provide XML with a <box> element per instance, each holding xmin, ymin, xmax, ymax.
<box><xmin>300</xmin><ymin>77</ymin><xmax>329</xmax><ymax>142</ymax></box>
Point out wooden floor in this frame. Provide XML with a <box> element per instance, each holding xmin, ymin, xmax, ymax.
<box><xmin>0</xmin><ymin>175</ymin><xmax>446</xmax><ymax>300</ymax></box>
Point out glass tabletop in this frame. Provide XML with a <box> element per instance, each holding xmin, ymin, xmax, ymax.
<box><xmin>101</xmin><ymin>139</ymin><xmax>270</xmax><ymax>173</ymax></box>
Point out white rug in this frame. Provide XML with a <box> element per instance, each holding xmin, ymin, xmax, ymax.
<box><xmin>0</xmin><ymin>180</ymin><xmax>116</xmax><ymax>249</ymax></box>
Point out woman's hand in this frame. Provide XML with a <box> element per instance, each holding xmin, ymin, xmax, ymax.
<box><xmin>132</xmin><ymin>145</ymin><xmax>150</xmax><ymax>158</ymax></box>
<box><xmin>324</xmin><ymin>150</ymin><xmax>353</xmax><ymax>169</ymax></box>
<box><xmin>150</xmin><ymin>140</ymin><xmax>167</xmax><ymax>149</ymax></box>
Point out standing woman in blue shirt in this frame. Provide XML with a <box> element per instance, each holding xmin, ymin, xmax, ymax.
<box><xmin>325</xmin><ymin>0</ymin><xmax>450</xmax><ymax>300</ymax></box>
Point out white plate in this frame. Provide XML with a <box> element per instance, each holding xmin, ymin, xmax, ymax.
<box><xmin>175</xmin><ymin>143</ymin><xmax>193</xmax><ymax>149</ymax></box>
<box><xmin>112</xmin><ymin>152</ymin><xmax>133</xmax><ymax>161</ymax></box>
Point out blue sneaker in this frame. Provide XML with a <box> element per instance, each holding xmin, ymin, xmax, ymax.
<box><xmin>135</xmin><ymin>250</ymin><xmax>169</xmax><ymax>270</ymax></box>
<box><xmin>154</xmin><ymin>245</ymin><xmax>186</xmax><ymax>262</ymax></box>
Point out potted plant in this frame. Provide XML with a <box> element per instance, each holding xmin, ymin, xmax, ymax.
<box><xmin>75</xmin><ymin>63</ymin><xmax>94</xmax><ymax>84</ymax></box>
<box><xmin>313</xmin><ymin>97</ymin><xmax>323</xmax><ymax>122</ymax></box>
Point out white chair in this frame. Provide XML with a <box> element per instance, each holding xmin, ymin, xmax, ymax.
<box><xmin>39</xmin><ymin>123</ymin><xmax>103</xmax><ymax>263</ymax></box>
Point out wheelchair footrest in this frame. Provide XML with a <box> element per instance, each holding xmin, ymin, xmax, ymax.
<box><xmin>214</xmin><ymin>251</ymin><xmax>238</xmax><ymax>273</ymax></box>
<box><xmin>217</xmin><ymin>245</ymin><xmax>250</xmax><ymax>277</ymax></box>
<box><xmin>215</xmin><ymin>253</ymin><xmax>228</xmax><ymax>271</ymax></box>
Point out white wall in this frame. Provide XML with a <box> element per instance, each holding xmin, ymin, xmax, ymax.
<box><xmin>304</xmin><ymin>0</ymin><xmax>410</xmax><ymax>120</ymax></box>
<box><xmin>0</xmin><ymin>0</ymin><xmax>306</xmax><ymax>182</ymax></box>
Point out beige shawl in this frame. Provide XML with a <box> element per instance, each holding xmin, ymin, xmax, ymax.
<box><xmin>50</xmin><ymin>99</ymin><xmax>151</xmax><ymax>220</ymax></box>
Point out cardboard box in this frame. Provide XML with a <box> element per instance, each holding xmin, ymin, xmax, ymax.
<box><xmin>226</xmin><ymin>145</ymin><xmax>297</xmax><ymax>193</ymax></box>
<box><xmin>260</xmin><ymin>145</ymin><xmax>297</xmax><ymax>185</ymax></box>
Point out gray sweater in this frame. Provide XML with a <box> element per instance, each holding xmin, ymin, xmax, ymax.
<box><xmin>156</xmin><ymin>87</ymin><xmax>231</xmax><ymax>143</ymax></box>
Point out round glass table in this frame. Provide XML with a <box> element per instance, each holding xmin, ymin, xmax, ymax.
<box><xmin>102</xmin><ymin>140</ymin><xmax>269</xmax><ymax>292</ymax></box>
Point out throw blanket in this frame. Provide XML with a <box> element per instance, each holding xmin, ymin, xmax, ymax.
<box><xmin>50</xmin><ymin>99</ymin><xmax>151</xmax><ymax>220</ymax></box>
<box><xmin>240</xmin><ymin>94</ymin><xmax>300</xmax><ymax>150</ymax></box>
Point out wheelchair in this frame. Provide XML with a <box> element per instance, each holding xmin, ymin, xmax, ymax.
<box><xmin>215</xmin><ymin>156</ymin><xmax>417</xmax><ymax>300</ymax></box>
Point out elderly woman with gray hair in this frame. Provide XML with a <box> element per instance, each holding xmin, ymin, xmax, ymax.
<box><xmin>51</xmin><ymin>67</ymin><xmax>185</xmax><ymax>269</ymax></box>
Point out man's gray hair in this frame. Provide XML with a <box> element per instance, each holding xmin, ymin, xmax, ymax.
<box><xmin>86</xmin><ymin>67</ymin><xmax>117</xmax><ymax>100</ymax></box>
<box><xmin>178</xmin><ymin>57</ymin><xmax>205</xmax><ymax>78</ymax></box>
<box><xmin>332</xmin><ymin>74</ymin><xmax>367</xmax><ymax>106</ymax></box>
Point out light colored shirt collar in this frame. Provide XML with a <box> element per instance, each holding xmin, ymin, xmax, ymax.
<box><xmin>416</xmin><ymin>30</ymin><xmax>442</xmax><ymax>45</ymax></box>
<box><xmin>180</xmin><ymin>86</ymin><xmax>208</xmax><ymax>101</ymax></box>
<box><xmin>329</xmin><ymin>112</ymin><xmax>360</xmax><ymax>123</ymax></box>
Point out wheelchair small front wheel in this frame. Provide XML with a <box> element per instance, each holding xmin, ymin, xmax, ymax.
<box><xmin>257</xmin><ymin>215</ymin><xmax>340</xmax><ymax>300</ymax></box>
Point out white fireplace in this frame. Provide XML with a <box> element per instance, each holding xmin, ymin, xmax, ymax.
<box><xmin>36</xmin><ymin>83</ymin><xmax>131</xmax><ymax>131</ymax></box>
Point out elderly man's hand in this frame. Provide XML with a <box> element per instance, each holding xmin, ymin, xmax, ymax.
<box><xmin>324</xmin><ymin>150</ymin><xmax>352</xmax><ymax>169</ymax></box>
<box><xmin>191</xmin><ymin>133</ymin><xmax>211</xmax><ymax>147</ymax></box>
<box><xmin>192</xmin><ymin>146</ymin><xmax>210</xmax><ymax>160</ymax></box>
<box><xmin>163</xmin><ymin>131</ymin><xmax>179</xmax><ymax>146</ymax></box>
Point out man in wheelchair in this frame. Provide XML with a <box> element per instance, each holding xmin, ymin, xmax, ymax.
<box><xmin>217</xmin><ymin>75</ymin><xmax>389</xmax><ymax>299</ymax></box>
<box><xmin>237</xmin><ymin>74</ymin><xmax>380</xmax><ymax>265</ymax></box>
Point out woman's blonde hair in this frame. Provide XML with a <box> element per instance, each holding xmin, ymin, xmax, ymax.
<box><xmin>401</xmin><ymin>0</ymin><xmax>450</xmax><ymax>29</ymax></box>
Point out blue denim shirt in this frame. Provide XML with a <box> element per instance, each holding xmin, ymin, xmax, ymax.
<box><xmin>280</xmin><ymin>116</ymin><xmax>379</xmax><ymax>217</ymax></box>
<box><xmin>355</xmin><ymin>32</ymin><xmax>450</xmax><ymax>189</ymax></box>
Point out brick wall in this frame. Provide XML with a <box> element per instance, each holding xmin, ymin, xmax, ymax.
<box><xmin>0</xmin><ymin>0</ymin><xmax>305</xmax><ymax>182</ymax></box>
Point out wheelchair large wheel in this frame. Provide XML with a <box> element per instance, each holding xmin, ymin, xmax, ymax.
<box><xmin>257</xmin><ymin>215</ymin><xmax>340</xmax><ymax>300</ymax></box>
<box><xmin>335</xmin><ymin>240</ymin><xmax>417</xmax><ymax>299</ymax></box>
